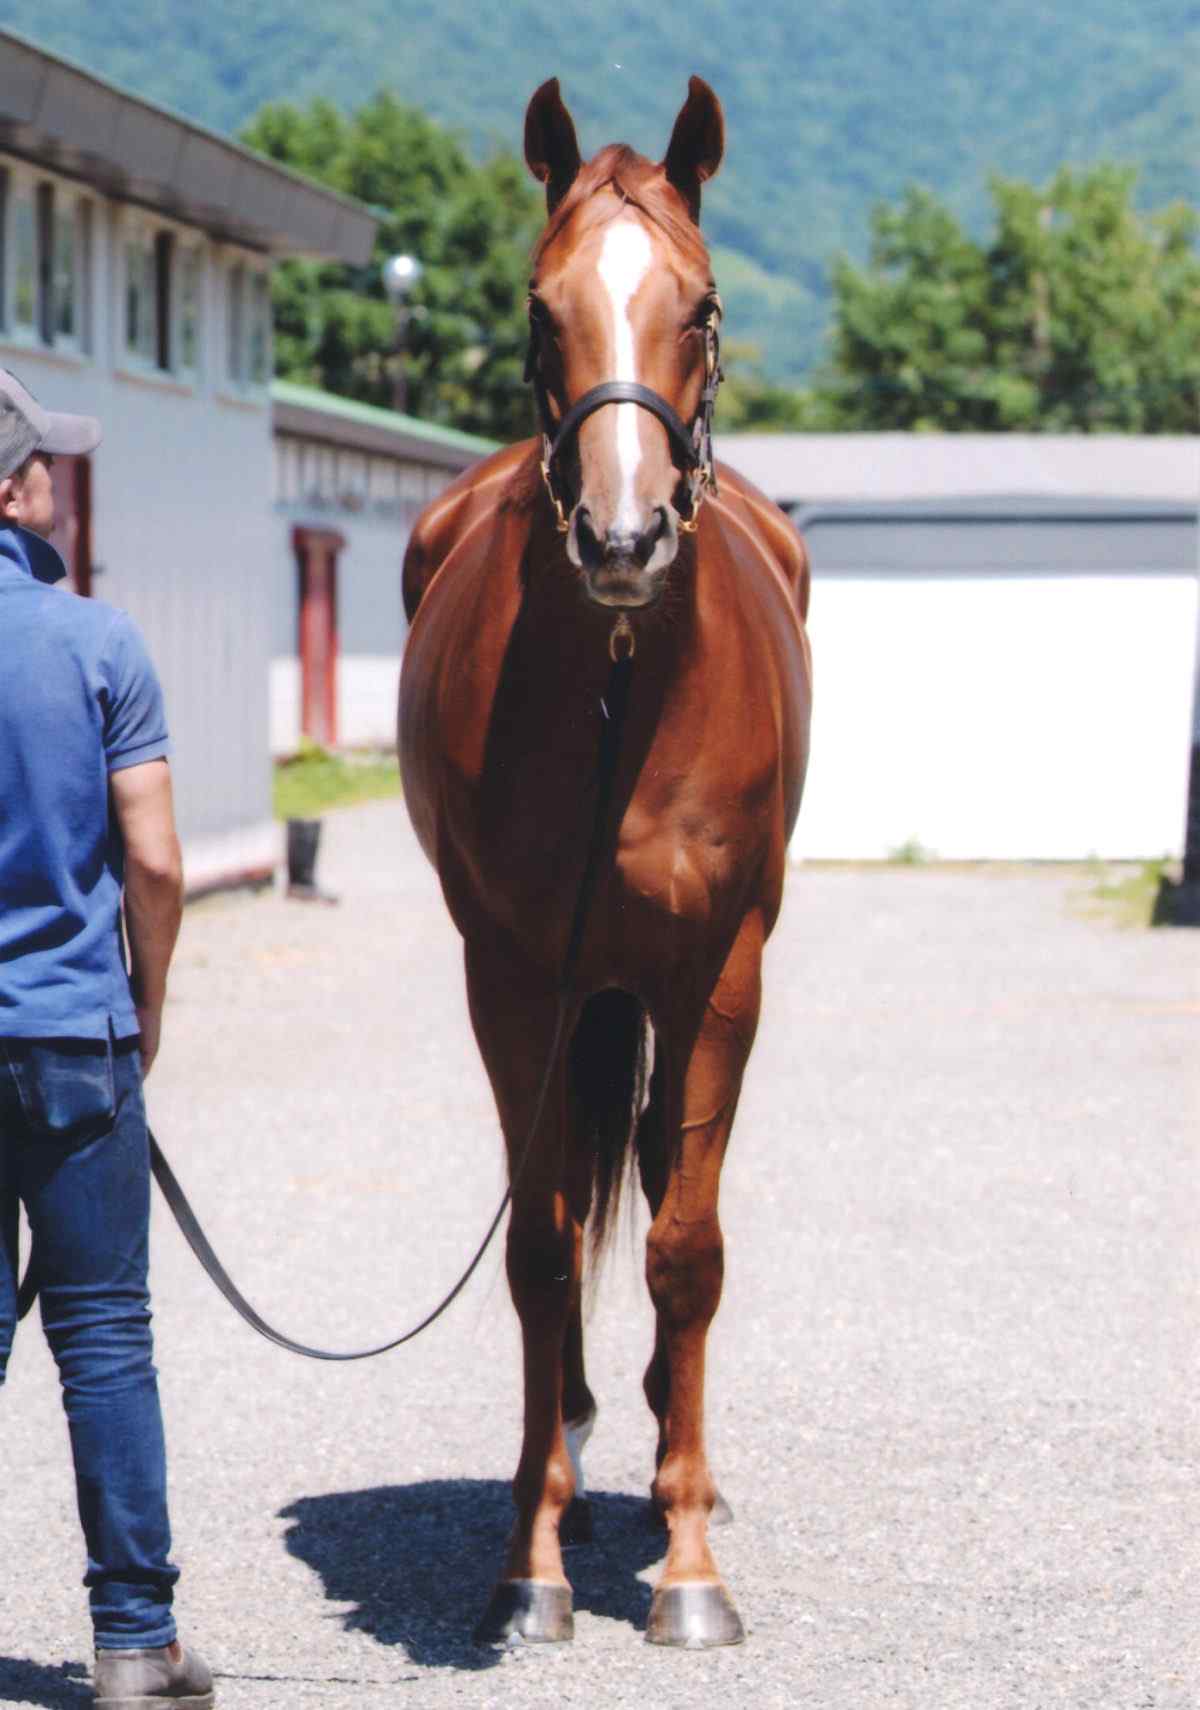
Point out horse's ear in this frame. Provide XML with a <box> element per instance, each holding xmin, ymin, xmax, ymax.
<box><xmin>524</xmin><ymin>78</ymin><xmax>582</xmax><ymax>215</ymax></box>
<box><xmin>663</xmin><ymin>76</ymin><xmax>724</xmax><ymax>222</ymax></box>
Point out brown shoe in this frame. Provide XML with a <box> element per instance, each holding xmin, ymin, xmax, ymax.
<box><xmin>93</xmin><ymin>1643</ymin><xmax>214</xmax><ymax>1707</ymax></box>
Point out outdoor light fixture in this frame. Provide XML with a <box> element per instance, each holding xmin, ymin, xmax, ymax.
<box><xmin>383</xmin><ymin>253</ymin><xmax>423</xmax><ymax>304</ymax></box>
<box><xmin>382</xmin><ymin>253</ymin><xmax>424</xmax><ymax>413</ymax></box>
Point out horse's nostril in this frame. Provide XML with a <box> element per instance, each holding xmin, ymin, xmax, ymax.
<box><xmin>634</xmin><ymin>507</ymin><xmax>669</xmax><ymax>567</ymax></box>
<box><xmin>575</xmin><ymin>507</ymin><xmax>603</xmax><ymax>566</ymax></box>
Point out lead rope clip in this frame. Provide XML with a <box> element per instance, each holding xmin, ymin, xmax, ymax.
<box><xmin>609</xmin><ymin>613</ymin><xmax>635</xmax><ymax>662</ymax></box>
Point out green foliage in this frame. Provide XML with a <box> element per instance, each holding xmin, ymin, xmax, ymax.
<box><xmin>240</xmin><ymin>93</ymin><xmax>542</xmax><ymax>439</ymax></box>
<box><xmin>9</xmin><ymin>0</ymin><xmax>1196</xmax><ymax>384</ymax></box>
<box><xmin>815</xmin><ymin>167</ymin><xmax>1200</xmax><ymax>431</ymax></box>
<box><xmin>714</xmin><ymin>341</ymin><xmax>833</xmax><ymax>432</ymax></box>
<box><xmin>273</xmin><ymin>740</ymin><xmax>400</xmax><ymax>820</ymax></box>
<box><xmin>887</xmin><ymin>836</ymin><xmax>936</xmax><ymax>866</ymax></box>
<box><xmin>1079</xmin><ymin>857</ymin><xmax>1172</xmax><ymax>929</ymax></box>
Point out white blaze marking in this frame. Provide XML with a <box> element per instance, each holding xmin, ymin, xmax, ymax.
<box><xmin>597</xmin><ymin>219</ymin><xmax>653</xmax><ymax>529</ymax></box>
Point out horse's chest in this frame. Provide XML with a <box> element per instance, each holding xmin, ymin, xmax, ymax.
<box><xmin>614</xmin><ymin>781</ymin><xmax>766</xmax><ymax>927</ymax></box>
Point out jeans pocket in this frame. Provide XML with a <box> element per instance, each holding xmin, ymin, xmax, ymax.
<box><xmin>11</xmin><ymin>1039</ymin><xmax>117</xmax><ymax>1144</ymax></box>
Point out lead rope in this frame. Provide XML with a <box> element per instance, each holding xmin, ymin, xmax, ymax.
<box><xmin>17</xmin><ymin>634</ymin><xmax>637</xmax><ymax>1360</ymax></box>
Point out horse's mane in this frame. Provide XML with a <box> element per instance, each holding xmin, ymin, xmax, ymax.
<box><xmin>531</xmin><ymin>144</ymin><xmax>711</xmax><ymax>277</ymax></box>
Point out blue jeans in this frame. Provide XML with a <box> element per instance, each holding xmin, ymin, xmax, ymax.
<box><xmin>0</xmin><ymin>1036</ymin><xmax>179</xmax><ymax>1649</ymax></box>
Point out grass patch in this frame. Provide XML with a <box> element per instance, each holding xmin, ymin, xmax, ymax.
<box><xmin>273</xmin><ymin>741</ymin><xmax>400</xmax><ymax>821</ymax></box>
<box><xmin>887</xmin><ymin>836</ymin><xmax>937</xmax><ymax>865</ymax></box>
<box><xmin>1080</xmin><ymin>857</ymin><xmax>1171</xmax><ymax>928</ymax></box>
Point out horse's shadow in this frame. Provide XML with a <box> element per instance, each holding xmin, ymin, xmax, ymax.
<box><xmin>0</xmin><ymin>1657</ymin><xmax>89</xmax><ymax>1709</ymax></box>
<box><xmin>279</xmin><ymin>1479</ymin><xmax>664</xmax><ymax>1671</ymax></box>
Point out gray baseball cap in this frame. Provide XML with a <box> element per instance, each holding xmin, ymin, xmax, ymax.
<box><xmin>0</xmin><ymin>367</ymin><xmax>101</xmax><ymax>479</ymax></box>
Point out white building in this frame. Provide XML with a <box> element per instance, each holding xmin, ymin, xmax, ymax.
<box><xmin>716</xmin><ymin>434</ymin><xmax>1200</xmax><ymax>861</ymax></box>
<box><xmin>0</xmin><ymin>29</ymin><xmax>377</xmax><ymax>890</ymax></box>
<box><xmin>270</xmin><ymin>382</ymin><xmax>494</xmax><ymax>755</ymax></box>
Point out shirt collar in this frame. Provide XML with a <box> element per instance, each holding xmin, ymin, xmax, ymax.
<box><xmin>0</xmin><ymin>525</ymin><xmax>68</xmax><ymax>586</ymax></box>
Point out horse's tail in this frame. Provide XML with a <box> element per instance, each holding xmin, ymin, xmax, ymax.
<box><xmin>568</xmin><ymin>989</ymin><xmax>649</xmax><ymax>1259</ymax></box>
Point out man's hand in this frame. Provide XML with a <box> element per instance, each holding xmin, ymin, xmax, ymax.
<box><xmin>109</xmin><ymin>760</ymin><xmax>183</xmax><ymax>1073</ymax></box>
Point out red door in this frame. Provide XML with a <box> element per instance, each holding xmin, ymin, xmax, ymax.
<box><xmin>48</xmin><ymin>455</ymin><xmax>93</xmax><ymax>596</ymax></box>
<box><xmin>293</xmin><ymin>526</ymin><xmax>343</xmax><ymax>747</ymax></box>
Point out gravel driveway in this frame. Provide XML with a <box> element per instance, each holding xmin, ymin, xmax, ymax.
<box><xmin>4</xmin><ymin>799</ymin><xmax>1196</xmax><ymax>1708</ymax></box>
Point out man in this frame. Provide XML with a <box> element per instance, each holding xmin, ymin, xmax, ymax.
<box><xmin>0</xmin><ymin>370</ymin><xmax>213</xmax><ymax>1709</ymax></box>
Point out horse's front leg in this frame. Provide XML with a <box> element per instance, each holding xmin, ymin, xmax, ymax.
<box><xmin>644</xmin><ymin>909</ymin><xmax>764</xmax><ymax>1648</ymax></box>
<box><xmin>466</xmin><ymin>942</ymin><xmax>580</xmax><ymax>1645</ymax></box>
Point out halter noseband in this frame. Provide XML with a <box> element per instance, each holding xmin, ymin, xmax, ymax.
<box><xmin>526</xmin><ymin>297</ymin><xmax>723</xmax><ymax>535</ymax></box>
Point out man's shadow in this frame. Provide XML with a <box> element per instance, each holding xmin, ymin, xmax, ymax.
<box><xmin>280</xmin><ymin>1478</ymin><xmax>665</xmax><ymax>1671</ymax></box>
<box><xmin>0</xmin><ymin>1657</ymin><xmax>89</xmax><ymax>1709</ymax></box>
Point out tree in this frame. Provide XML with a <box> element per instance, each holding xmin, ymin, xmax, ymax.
<box><xmin>714</xmin><ymin>341</ymin><xmax>836</xmax><ymax>432</ymax></box>
<box><xmin>241</xmin><ymin>94</ymin><xmax>542</xmax><ymax>439</ymax></box>
<box><xmin>814</xmin><ymin>167</ymin><xmax>1200</xmax><ymax>432</ymax></box>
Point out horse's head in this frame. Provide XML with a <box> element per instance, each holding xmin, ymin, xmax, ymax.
<box><xmin>524</xmin><ymin>77</ymin><xmax>725</xmax><ymax>609</ymax></box>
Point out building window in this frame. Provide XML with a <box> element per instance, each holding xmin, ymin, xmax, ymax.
<box><xmin>12</xmin><ymin>189</ymin><xmax>38</xmax><ymax>334</ymax></box>
<box><xmin>153</xmin><ymin>230</ymin><xmax>174</xmax><ymax>371</ymax></box>
<box><xmin>249</xmin><ymin>271</ymin><xmax>271</xmax><ymax>385</ymax></box>
<box><xmin>226</xmin><ymin>261</ymin><xmax>246</xmax><ymax>384</ymax></box>
<box><xmin>122</xmin><ymin>222</ymin><xmax>203</xmax><ymax>379</ymax></box>
<box><xmin>0</xmin><ymin>174</ymin><xmax>89</xmax><ymax>352</ymax></box>
<box><xmin>124</xmin><ymin>229</ymin><xmax>157</xmax><ymax>365</ymax></box>
<box><xmin>51</xmin><ymin>191</ymin><xmax>78</xmax><ymax>342</ymax></box>
<box><xmin>225</xmin><ymin>258</ymin><xmax>271</xmax><ymax>391</ymax></box>
<box><xmin>178</xmin><ymin>244</ymin><xmax>203</xmax><ymax>376</ymax></box>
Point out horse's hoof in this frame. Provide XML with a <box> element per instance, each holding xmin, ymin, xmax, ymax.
<box><xmin>645</xmin><ymin>1582</ymin><xmax>745</xmax><ymax>1649</ymax></box>
<box><xmin>647</xmin><ymin>1490</ymin><xmax>734</xmax><ymax>1530</ymax></box>
<box><xmin>474</xmin><ymin>1580</ymin><xmax>574</xmax><ymax>1646</ymax></box>
<box><xmin>560</xmin><ymin>1495</ymin><xmax>594</xmax><ymax>1547</ymax></box>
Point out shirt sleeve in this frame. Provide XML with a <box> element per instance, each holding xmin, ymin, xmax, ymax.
<box><xmin>100</xmin><ymin>611</ymin><xmax>172</xmax><ymax>772</ymax></box>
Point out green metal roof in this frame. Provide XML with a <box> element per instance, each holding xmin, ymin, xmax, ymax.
<box><xmin>271</xmin><ymin>380</ymin><xmax>498</xmax><ymax>460</ymax></box>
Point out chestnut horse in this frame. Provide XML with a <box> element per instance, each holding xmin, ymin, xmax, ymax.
<box><xmin>399</xmin><ymin>76</ymin><xmax>812</xmax><ymax>1649</ymax></box>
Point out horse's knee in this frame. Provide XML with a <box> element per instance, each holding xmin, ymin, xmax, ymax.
<box><xmin>645</xmin><ymin>1217</ymin><xmax>724</xmax><ymax>1327</ymax></box>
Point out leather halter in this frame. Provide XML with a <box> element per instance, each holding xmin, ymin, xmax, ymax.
<box><xmin>526</xmin><ymin>295</ymin><xmax>723</xmax><ymax>534</ymax></box>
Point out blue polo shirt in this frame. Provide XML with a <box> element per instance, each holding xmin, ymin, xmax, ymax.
<box><xmin>0</xmin><ymin>525</ymin><xmax>171</xmax><ymax>1040</ymax></box>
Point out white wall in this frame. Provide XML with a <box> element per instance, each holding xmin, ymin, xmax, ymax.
<box><xmin>2</xmin><ymin>173</ymin><xmax>277</xmax><ymax>887</ymax></box>
<box><xmin>794</xmin><ymin>570</ymin><xmax>1198</xmax><ymax>860</ymax></box>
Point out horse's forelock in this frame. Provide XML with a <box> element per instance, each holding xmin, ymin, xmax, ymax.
<box><xmin>531</xmin><ymin>144</ymin><xmax>710</xmax><ymax>276</ymax></box>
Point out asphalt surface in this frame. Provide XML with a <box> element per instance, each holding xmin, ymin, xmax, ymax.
<box><xmin>3</xmin><ymin>798</ymin><xmax>1196</xmax><ymax>1709</ymax></box>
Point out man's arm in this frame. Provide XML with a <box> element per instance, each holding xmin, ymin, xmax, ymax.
<box><xmin>109</xmin><ymin>758</ymin><xmax>183</xmax><ymax>1075</ymax></box>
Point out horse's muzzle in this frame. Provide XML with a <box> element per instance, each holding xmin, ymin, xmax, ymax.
<box><xmin>569</xmin><ymin>504</ymin><xmax>677</xmax><ymax>607</ymax></box>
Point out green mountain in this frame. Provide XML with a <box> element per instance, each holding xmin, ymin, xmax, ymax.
<box><xmin>3</xmin><ymin>1</ymin><xmax>1195</xmax><ymax>381</ymax></box>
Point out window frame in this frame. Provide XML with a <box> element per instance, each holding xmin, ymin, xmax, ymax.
<box><xmin>0</xmin><ymin>160</ymin><xmax>93</xmax><ymax>359</ymax></box>
<box><xmin>220</xmin><ymin>247</ymin><xmax>272</xmax><ymax>401</ymax></box>
<box><xmin>116</xmin><ymin>210</ymin><xmax>210</xmax><ymax>389</ymax></box>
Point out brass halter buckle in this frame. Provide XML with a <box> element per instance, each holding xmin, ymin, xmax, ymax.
<box><xmin>540</xmin><ymin>436</ymin><xmax>570</xmax><ymax>533</ymax></box>
<box><xmin>678</xmin><ymin>311</ymin><xmax>722</xmax><ymax>534</ymax></box>
<box><xmin>609</xmin><ymin>612</ymin><xmax>636</xmax><ymax>662</ymax></box>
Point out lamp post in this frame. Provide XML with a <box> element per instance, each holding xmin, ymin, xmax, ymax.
<box><xmin>382</xmin><ymin>253</ymin><xmax>423</xmax><ymax>415</ymax></box>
